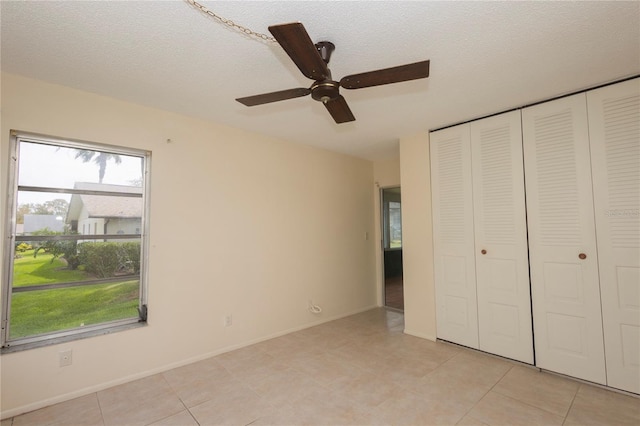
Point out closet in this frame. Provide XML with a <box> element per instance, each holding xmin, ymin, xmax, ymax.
<box><xmin>523</xmin><ymin>78</ymin><xmax>639</xmax><ymax>393</ymax></box>
<box><xmin>431</xmin><ymin>77</ymin><xmax>639</xmax><ymax>394</ymax></box>
<box><xmin>522</xmin><ymin>93</ymin><xmax>607</xmax><ymax>384</ymax></box>
<box><xmin>431</xmin><ymin>110</ymin><xmax>533</xmax><ymax>364</ymax></box>
<box><xmin>588</xmin><ymin>80</ymin><xmax>640</xmax><ymax>393</ymax></box>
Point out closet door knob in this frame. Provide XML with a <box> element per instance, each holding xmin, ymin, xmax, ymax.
<box><xmin>579</xmin><ymin>253</ymin><xmax>587</xmax><ymax>260</ymax></box>
<box><xmin>481</xmin><ymin>249</ymin><xmax>487</xmax><ymax>255</ymax></box>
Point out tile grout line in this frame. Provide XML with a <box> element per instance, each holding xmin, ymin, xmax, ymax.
<box><xmin>561</xmin><ymin>383</ymin><xmax>581</xmax><ymax>426</ymax></box>
<box><xmin>457</xmin><ymin>364</ymin><xmax>515</xmax><ymax>424</ymax></box>
<box><xmin>154</xmin><ymin>372</ymin><xmax>196</xmax><ymax>426</ymax></box>
<box><xmin>94</xmin><ymin>391</ymin><xmax>106</xmax><ymax>426</ymax></box>
<box><xmin>185</xmin><ymin>408</ymin><xmax>201</xmax><ymax>426</ymax></box>
<box><xmin>489</xmin><ymin>368</ymin><xmax>580</xmax><ymax>420</ymax></box>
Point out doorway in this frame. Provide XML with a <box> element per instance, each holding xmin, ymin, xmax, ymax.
<box><xmin>381</xmin><ymin>187</ymin><xmax>404</xmax><ymax>310</ymax></box>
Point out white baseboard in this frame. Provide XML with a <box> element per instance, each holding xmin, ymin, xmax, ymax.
<box><xmin>403</xmin><ymin>328</ymin><xmax>436</xmax><ymax>342</ymax></box>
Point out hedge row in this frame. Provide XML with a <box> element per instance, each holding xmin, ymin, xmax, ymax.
<box><xmin>77</xmin><ymin>242</ymin><xmax>141</xmax><ymax>278</ymax></box>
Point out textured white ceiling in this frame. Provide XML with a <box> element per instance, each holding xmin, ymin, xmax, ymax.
<box><xmin>2</xmin><ymin>1</ymin><xmax>639</xmax><ymax>160</ymax></box>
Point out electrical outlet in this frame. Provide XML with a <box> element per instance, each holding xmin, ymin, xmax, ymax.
<box><xmin>224</xmin><ymin>314</ymin><xmax>233</xmax><ymax>327</ymax></box>
<box><xmin>59</xmin><ymin>349</ymin><xmax>72</xmax><ymax>367</ymax></box>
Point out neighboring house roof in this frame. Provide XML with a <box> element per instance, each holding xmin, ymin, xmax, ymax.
<box><xmin>66</xmin><ymin>182</ymin><xmax>142</xmax><ymax>222</ymax></box>
<box><xmin>23</xmin><ymin>214</ymin><xmax>65</xmax><ymax>234</ymax></box>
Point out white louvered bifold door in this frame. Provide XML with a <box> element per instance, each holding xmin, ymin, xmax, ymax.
<box><xmin>587</xmin><ymin>78</ymin><xmax>640</xmax><ymax>394</ymax></box>
<box><xmin>470</xmin><ymin>111</ymin><xmax>533</xmax><ymax>364</ymax></box>
<box><xmin>431</xmin><ymin>124</ymin><xmax>479</xmax><ymax>349</ymax></box>
<box><xmin>522</xmin><ymin>93</ymin><xmax>606</xmax><ymax>384</ymax></box>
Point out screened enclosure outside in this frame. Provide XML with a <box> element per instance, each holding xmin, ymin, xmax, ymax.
<box><xmin>2</xmin><ymin>132</ymin><xmax>150</xmax><ymax>349</ymax></box>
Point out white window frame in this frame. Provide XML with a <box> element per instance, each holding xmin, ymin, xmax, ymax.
<box><xmin>1</xmin><ymin>130</ymin><xmax>151</xmax><ymax>352</ymax></box>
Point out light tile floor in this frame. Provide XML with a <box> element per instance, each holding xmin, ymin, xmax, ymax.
<box><xmin>3</xmin><ymin>308</ymin><xmax>639</xmax><ymax>425</ymax></box>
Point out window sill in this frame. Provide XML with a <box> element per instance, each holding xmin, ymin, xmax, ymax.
<box><xmin>1</xmin><ymin>320</ymin><xmax>147</xmax><ymax>354</ymax></box>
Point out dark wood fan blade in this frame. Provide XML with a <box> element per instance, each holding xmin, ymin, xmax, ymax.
<box><xmin>340</xmin><ymin>60</ymin><xmax>430</xmax><ymax>89</ymax></box>
<box><xmin>324</xmin><ymin>95</ymin><xmax>355</xmax><ymax>124</ymax></box>
<box><xmin>268</xmin><ymin>22</ymin><xmax>330</xmax><ymax>80</ymax></box>
<box><xmin>236</xmin><ymin>88</ymin><xmax>311</xmax><ymax>106</ymax></box>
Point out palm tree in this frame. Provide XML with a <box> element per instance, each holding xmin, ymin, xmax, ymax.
<box><xmin>74</xmin><ymin>150</ymin><xmax>122</xmax><ymax>183</ymax></box>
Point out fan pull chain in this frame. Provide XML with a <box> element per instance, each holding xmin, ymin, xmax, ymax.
<box><xmin>185</xmin><ymin>0</ymin><xmax>277</xmax><ymax>43</ymax></box>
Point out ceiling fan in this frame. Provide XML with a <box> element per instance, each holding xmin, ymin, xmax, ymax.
<box><xmin>236</xmin><ymin>22</ymin><xmax>430</xmax><ymax>124</ymax></box>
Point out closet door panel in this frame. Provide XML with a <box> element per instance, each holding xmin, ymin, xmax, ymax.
<box><xmin>431</xmin><ymin>125</ymin><xmax>479</xmax><ymax>348</ymax></box>
<box><xmin>588</xmin><ymin>78</ymin><xmax>640</xmax><ymax>393</ymax></box>
<box><xmin>522</xmin><ymin>93</ymin><xmax>606</xmax><ymax>384</ymax></box>
<box><xmin>471</xmin><ymin>110</ymin><xmax>533</xmax><ymax>364</ymax></box>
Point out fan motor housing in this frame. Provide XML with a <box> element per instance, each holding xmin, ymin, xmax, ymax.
<box><xmin>311</xmin><ymin>80</ymin><xmax>340</xmax><ymax>103</ymax></box>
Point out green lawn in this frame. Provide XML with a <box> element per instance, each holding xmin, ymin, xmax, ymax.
<box><xmin>10</xmin><ymin>281</ymin><xmax>139</xmax><ymax>338</ymax></box>
<box><xmin>10</xmin><ymin>249</ymin><xmax>140</xmax><ymax>339</ymax></box>
<box><xmin>13</xmin><ymin>250</ymin><xmax>87</xmax><ymax>287</ymax></box>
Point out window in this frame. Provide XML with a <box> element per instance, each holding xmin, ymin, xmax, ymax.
<box><xmin>1</xmin><ymin>131</ymin><xmax>150</xmax><ymax>351</ymax></box>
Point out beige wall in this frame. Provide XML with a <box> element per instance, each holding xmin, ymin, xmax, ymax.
<box><xmin>399</xmin><ymin>132</ymin><xmax>436</xmax><ymax>340</ymax></box>
<box><xmin>372</xmin><ymin>157</ymin><xmax>401</xmax><ymax>305</ymax></box>
<box><xmin>0</xmin><ymin>73</ymin><xmax>377</xmax><ymax>417</ymax></box>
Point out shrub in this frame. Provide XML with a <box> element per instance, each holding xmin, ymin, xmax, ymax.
<box><xmin>77</xmin><ymin>241</ymin><xmax>141</xmax><ymax>278</ymax></box>
<box><xmin>119</xmin><ymin>242</ymin><xmax>141</xmax><ymax>274</ymax></box>
<box><xmin>31</xmin><ymin>230</ymin><xmax>80</xmax><ymax>269</ymax></box>
<box><xmin>16</xmin><ymin>242</ymin><xmax>32</xmax><ymax>252</ymax></box>
<box><xmin>59</xmin><ymin>240</ymin><xmax>81</xmax><ymax>270</ymax></box>
<box><xmin>78</xmin><ymin>242</ymin><xmax>120</xmax><ymax>278</ymax></box>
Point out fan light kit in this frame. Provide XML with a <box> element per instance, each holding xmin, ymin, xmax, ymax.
<box><xmin>236</xmin><ymin>22</ymin><xmax>431</xmax><ymax>124</ymax></box>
